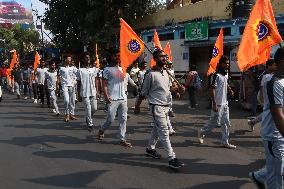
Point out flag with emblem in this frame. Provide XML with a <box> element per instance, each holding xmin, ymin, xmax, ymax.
<box><xmin>95</xmin><ymin>43</ymin><xmax>100</xmax><ymax>68</ymax></box>
<box><xmin>164</xmin><ymin>42</ymin><xmax>173</xmax><ymax>63</ymax></box>
<box><xmin>150</xmin><ymin>30</ymin><xmax>163</xmax><ymax>68</ymax></box>
<box><xmin>9</xmin><ymin>50</ymin><xmax>17</xmax><ymax>70</ymax></box>
<box><xmin>237</xmin><ymin>0</ymin><xmax>282</xmax><ymax>71</ymax></box>
<box><xmin>34</xmin><ymin>51</ymin><xmax>41</xmax><ymax>71</ymax></box>
<box><xmin>120</xmin><ymin>18</ymin><xmax>145</xmax><ymax>76</ymax></box>
<box><xmin>207</xmin><ymin>28</ymin><xmax>223</xmax><ymax>76</ymax></box>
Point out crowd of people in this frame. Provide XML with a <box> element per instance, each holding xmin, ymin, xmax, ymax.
<box><xmin>0</xmin><ymin>47</ymin><xmax>284</xmax><ymax>188</ymax></box>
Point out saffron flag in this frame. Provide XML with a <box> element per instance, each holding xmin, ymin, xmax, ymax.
<box><xmin>150</xmin><ymin>30</ymin><xmax>163</xmax><ymax>68</ymax></box>
<box><xmin>9</xmin><ymin>51</ymin><xmax>17</xmax><ymax>70</ymax></box>
<box><xmin>207</xmin><ymin>28</ymin><xmax>224</xmax><ymax>76</ymax></box>
<box><xmin>95</xmin><ymin>43</ymin><xmax>100</xmax><ymax>68</ymax></box>
<box><xmin>164</xmin><ymin>42</ymin><xmax>173</xmax><ymax>63</ymax></box>
<box><xmin>237</xmin><ymin>0</ymin><xmax>282</xmax><ymax>71</ymax></box>
<box><xmin>120</xmin><ymin>18</ymin><xmax>145</xmax><ymax>76</ymax></box>
<box><xmin>34</xmin><ymin>51</ymin><xmax>40</xmax><ymax>71</ymax></box>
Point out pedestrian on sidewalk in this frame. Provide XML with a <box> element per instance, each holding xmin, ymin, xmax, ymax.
<box><xmin>59</xmin><ymin>56</ymin><xmax>78</xmax><ymax>122</ymax></box>
<box><xmin>77</xmin><ymin>52</ymin><xmax>99</xmax><ymax>131</ymax></box>
<box><xmin>249</xmin><ymin>47</ymin><xmax>284</xmax><ymax>189</ymax></box>
<box><xmin>45</xmin><ymin>61</ymin><xmax>60</xmax><ymax>115</ymax></box>
<box><xmin>198</xmin><ymin>55</ymin><xmax>236</xmax><ymax>149</ymax></box>
<box><xmin>139</xmin><ymin>48</ymin><xmax>185</xmax><ymax>169</ymax></box>
<box><xmin>185</xmin><ymin>64</ymin><xmax>200</xmax><ymax>109</ymax></box>
<box><xmin>96</xmin><ymin>49</ymin><xmax>132</xmax><ymax>148</ymax></box>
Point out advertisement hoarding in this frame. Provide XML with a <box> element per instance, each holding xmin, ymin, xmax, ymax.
<box><xmin>0</xmin><ymin>0</ymin><xmax>32</xmax><ymax>24</ymax></box>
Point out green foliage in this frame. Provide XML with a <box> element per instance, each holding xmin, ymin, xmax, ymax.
<box><xmin>40</xmin><ymin>0</ymin><xmax>165</xmax><ymax>53</ymax></box>
<box><xmin>0</xmin><ymin>27</ymin><xmax>40</xmax><ymax>53</ymax></box>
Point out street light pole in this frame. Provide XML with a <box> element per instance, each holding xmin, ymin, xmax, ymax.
<box><xmin>37</xmin><ymin>15</ymin><xmax>45</xmax><ymax>59</ymax></box>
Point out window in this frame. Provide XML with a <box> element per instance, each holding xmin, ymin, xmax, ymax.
<box><xmin>277</xmin><ymin>23</ymin><xmax>284</xmax><ymax>38</ymax></box>
<box><xmin>147</xmin><ymin>36</ymin><xmax>153</xmax><ymax>43</ymax></box>
<box><xmin>209</xmin><ymin>27</ymin><xmax>231</xmax><ymax>37</ymax></box>
<box><xmin>159</xmin><ymin>33</ymin><xmax>174</xmax><ymax>41</ymax></box>
<box><xmin>239</xmin><ymin>26</ymin><xmax>245</xmax><ymax>35</ymax></box>
<box><xmin>180</xmin><ymin>31</ymin><xmax>185</xmax><ymax>39</ymax></box>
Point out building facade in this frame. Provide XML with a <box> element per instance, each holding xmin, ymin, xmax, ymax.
<box><xmin>139</xmin><ymin>0</ymin><xmax>284</xmax><ymax>80</ymax></box>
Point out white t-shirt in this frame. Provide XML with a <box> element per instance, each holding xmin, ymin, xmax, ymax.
<box><xmin>36</xmin><ymin>67</ymin><xmax>48</xmax><ymax>85</ymax></box>
<box><xmin>45</xmin><ymin>70</ymin><xmax>58</xmax><ymax>90</ymax></box>
<box><xmin>103</xmin><ymin>66</ymin><xmax>126</xmax><ymax>100</ymax></box>
<box><xmin>59</xmin><ymin>66</ymin><xmax>77</xmax><ymax>88</ymax></box>
<box><xmin>130</xmin><ymin>67</ymin><xmax>140</xmax><ymax>83</ymax></box>
<box><xmin>77</xmin><ymin>67</ymin><xmax>99</xmax><ymax>98</ymax></box>
<box><xmin>138</xmin><ymin>70</ymin><xmax>146</xmax><ymax>86</ymax></box>
<box><xmin>211</xmin><ymin>73</ymin><xmax>228</xmax><ymax>106</ymax></box>
<box><xmin>261</xmin><ymin>75</ymin><xmax>284</xmax><ymax>141</ymax></box>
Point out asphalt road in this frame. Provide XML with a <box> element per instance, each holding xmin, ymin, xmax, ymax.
<box><xmin>0</xmin><ymin>93</ymin><xmax>265</xmax><ymax>189</ymax></box>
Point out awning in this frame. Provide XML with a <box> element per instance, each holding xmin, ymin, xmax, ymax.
<box><xmin>184</xmin><ymin>40</ymin><xmax>239</xmax><ymax>47</ymax></box>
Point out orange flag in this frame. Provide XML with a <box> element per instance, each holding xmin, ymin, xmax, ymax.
<box><xmin>95</xmin><ymin>43</ymin><xmax>100</xmax><ymax>68</ymax></box>
<box><xmin>9</xmin><ymin>51</ymin><xmax>17</xmax><ymax>69</ymax></box>
<box><xmin>150</xmin><ymin>30</ymin><xmax>163</xmax><ymax>68</ymax></box>
<box><xmin>164</xmin><ymin>42</ymin><xmax>173</xmax><ymax>63</ymax></box>
<box><xmin>237</xmin><ymin>0</ymin><xmax>282</xmax><ymax>71</ymax></box>
<box><xmin>34</xmin><ymin>51</ymin><xmax>40</xmax><ymax>71</ymax></box>
<box><xmin>207</xmin><ymin>28</ymin><xmax>223</xmax><ymax>76</ymax></box>
<box><xmin>120</xmin><ymin>18</ymin><xmax>145</xmax><ymax>76</ymax></box>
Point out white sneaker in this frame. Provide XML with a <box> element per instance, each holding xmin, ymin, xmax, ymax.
<box><xmin>33</xmin><ymin>99</ymin><xmax>38</xmax><ymax>104</ymax></box>
<box><xmin>24</xmin><ymin>96</ymin><xmax>28</xmax><ymax>100</ymax></box>
<box><xmin>197</xmin><ymin>130</ymin><xmax>205</xmax><ymax>144</ymax></box>
<box><xmin>169</xmin><ymin>129</ymin><xmax>176</xmax><ymax>135</ymax></box>
<box><xmin>222</xmin><ymin>143</ymin><xmax>237</xmax><ymax>149</ymax></box>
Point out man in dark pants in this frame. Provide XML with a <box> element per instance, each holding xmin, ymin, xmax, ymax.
<box><xmin>36</xmin><ymin>60</ymin><xmax>50</xmax><ymax>107</ymax></box>
<box><xmin>185</xmin><ymin>64</ymin><xmax>198</xmax><ymax>109</ymax></box>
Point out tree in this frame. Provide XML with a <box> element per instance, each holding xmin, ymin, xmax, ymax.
<box><xmin>40</xmin><ymin>0</ymin><xmax>165</xmax><ymax>54</ymax></box>
<box><xmin>0</xmin><ymin>27</ymin><xmax>41</xmax><ymax>63</ymax></box>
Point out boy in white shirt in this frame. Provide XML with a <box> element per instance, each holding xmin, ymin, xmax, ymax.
<box><xmin>59</xmin><ymin>56</ymin><xmax>78</xmax><ymax>122</ymax></box>
<box><xmin>77</xmin><ymin>52</ymin><xmax>99</xmax><ymax>131</ymax></box>
<box><xmin>45</xmin><ymin>61</ymin><xmax>59</xmax><ymax>115</ymax></box>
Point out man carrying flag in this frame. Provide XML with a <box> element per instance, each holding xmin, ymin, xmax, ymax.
<box><xmin>138</xmin><ymin>48</ymin><xmax>185</xmax><ymax>169</ymax></box>
<box><xmin>198</xmin><ymin>55</ymin><xmax>236</xmax><ymax>149</ymax></box>
<box><xmin>96</xmin><ymin>19</ymin><xmax>144</xmax><ymax>147</ymax></box>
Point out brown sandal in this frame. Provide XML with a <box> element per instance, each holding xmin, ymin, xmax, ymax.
<box><xmin>119</xmin><ymin>140</ymin><xmax>132</xmax><ymax>148</ymax></box>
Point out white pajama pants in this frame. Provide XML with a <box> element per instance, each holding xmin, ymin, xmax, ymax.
<box><xmin>83</xmin><ymin>96</ymin><xmax>97</xmax><ymax>127</ymax></box>
<box><xmin>200</xmin><ymin>104</ymin><xmax>231</xmax><ymax>144</ymax></box>
<box><xmin>49</xmin><ymin>89</ymin><xmax>59</xmax><ymax>114</ymax></box>
<box><xmin>101</xmin><ymin>100</ymin><xmax>128</xmax><ymax>140</ymax></box>
<box><xmin>63</xmin><ymin>86</ymin><xmax>76</xmax><ymax>115</ymax></box>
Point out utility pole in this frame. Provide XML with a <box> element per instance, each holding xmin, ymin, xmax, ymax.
<box><xmin>37</xmin><ymin>15</ymin><xmax>45</xmax><ymax>59</ymax></box>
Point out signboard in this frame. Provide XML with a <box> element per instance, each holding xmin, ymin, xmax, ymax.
<box><xmin>0</xmin><ymin>0</ymin><xmax>33</xmax><ymax>24</ymax></box>
<box><xmin>185</xmin><ymin>21</ymin><xmax>208</xmax><ymax>41</ymax></box>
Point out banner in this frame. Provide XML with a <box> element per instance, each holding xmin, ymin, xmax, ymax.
<box><xmin>0</xmin><ymin>0</ymin><xmax>33</xmax><ymax>24</ymax></box>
